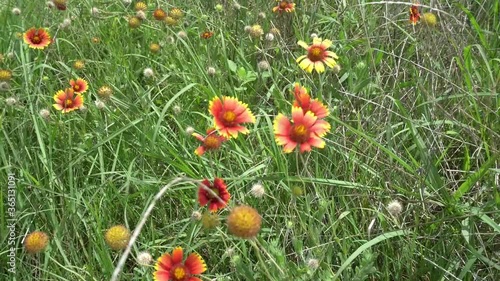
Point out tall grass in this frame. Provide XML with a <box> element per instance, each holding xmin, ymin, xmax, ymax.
<box><xmin>0</xmin><ymin>0</ymin><xmax>498</xmax><ymax>280</ymax></box>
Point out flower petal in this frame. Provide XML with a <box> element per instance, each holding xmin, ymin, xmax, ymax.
<box><xmin>171</xmin><ymin>247</ymin><xmax>183</xmax><ymax>264</ymax></box>
<box><xmin>194</xmin><ymin>146</ymin><xmax>205</xmax><ymax>156</ymax></box>
<box><xmin>320</xmin><ymin>39</ymin><xmax>333</xmax><ymax>49</ymax></box>
<box><xmin>314</xmin><ymin>61</ymin><xmax>325</xmax><ymax>73</ymax></box>
<box><xmin>297</xmin><ymin>41</ymin><xmax>309</xmax><ymax>50</ymax></box>
<box><xmin>185</xmin><ymin>253</ymin><xmax>207</xmax><ymax>275</ymax></box>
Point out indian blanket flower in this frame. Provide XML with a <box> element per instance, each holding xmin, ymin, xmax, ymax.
<box><xmin>53</xmin><ymin>0</ymin><xmax>67</xmax><ymax>10</ymax></box>
<box><xmin>272</xmin><ymin>0</ymin><xmax>296</xmax><ymax>13</ymax></box>
<box><xmin>153</xmin><ymin>8</ymin><xmax>167</xmax><ymax>20</ymax></box>
<box><xmin>209</xmin><ymin>96</ymin><xmax>256</xmax><ymax>138</ymax></box>
<box><xmin>296</xmin><ymin>37</ymin><xmax>339</xmax><ymax>73</ymax></box>
<box><xmin>409</xmin><ymin>4</ymin><xmax>420</xmax><ymax>25</ymax></box>
<box><xmin>200</xmin><ymin>31</ymin><xmax>214</xmax><ymax>39</ymax></box>
<box><xmin>169</xmin><ymin>8</ymin><xmax>183</xmax><ymax>20</ymax></box>
<box><xmin>153</xmin><ymin>247</ymin><xmax>207</xmax><ymax>281</ymax></box>
<box><xmin>198</xmin><ymin>178</ymin><xmax>230</xmax><ymax>212</ymax></box>
<box><xmin>292</xmin><ymin>83</ymin><xmax>329</xmax><ymax>119</ymax></box>
<box><xmin>23</xmin><ymin>28</ymin><xmax>51</xmax><ymax>50</ymax></box>
<box><xmin>274</xmin><ymin>106</ymin><xmax>330</xmax><ymax>153</ymax></box>
<box><xmin>53</xmin><ymin>88</ymin><xmax>84</xmax><ymax>113</ymax></box>
<box><xmin>0</xmin><ymin>69</ymin><xmax>12</xmax><ymax>81</ymax></box>
<box><xmin>69</xmin><ymin>78</ymin><xmax>88</xmax><ymax>94</ymax></box>
<box><xmin>192</xmin><ymin>128</ymin><xmax>227</xmax><ymax>156</ymax></box>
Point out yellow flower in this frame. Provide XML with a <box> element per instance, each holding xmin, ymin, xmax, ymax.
<box><xmin>0</xmin><ymin>69</ymin><xmax>12</xmax><ymax>81</ymax></box>
<box><xmin>128</xmin><ymin>16</ymin><xmax>141</xmax><ymax>28</ymax></box>
<box><xmin>24</xmin><ymin>231</ymin><xmax>49</xmax><ymax>254</ymax></box>
<box><xmin>73</xmin><ymin>60</ymin><xmax>85</xmax><ymax>70</ymax></box>
<box><xmin>105</xmin><ymin>225</ymin><xmax>131</xmax><ymax>251</ymax></box>
<box><xmin>227</xmin><ymin>205</ymin><xmax>261</xmax><ymax>239</ymax></box>
<box><xmin>149</xmin><ymin>43</ymin><xmax>161</xmax><ymax>53</ymax></box>
<box><xmin>98</xmin><ymin>86</ymin><xmax>113</xmax><ymax>99</ymax></box>
<box><xmin>248</xmin><ymin>24</ymin><xmax>263</xmax><ymax>38</ymax></box>
<box><xmin>421</xmin><ymin>12</ymin><xmax>438</xmax><ymax>27</ymax></box>
<box><xmin>201</xmin><ymin>211</ymin><xmax>220</xmax><ymax>230</ymax></box>
<box><xmin>164</xmin><ymin>16</ymin><xmax>178</xmax><ymax>26</ymax></box>
<box><xmin>135</xmin><ymin>1</ymin><xmax>147</xmax><ymax>11</ymax></box>
<box><xmin>169</xmin><ymin>8</ymin><xmax>183</xmax><ymax>20</ymax></box>
<box><xmin>296</xmin><ymin>38</ymin><xmax>339</xmax><ymax>73</ymax></box>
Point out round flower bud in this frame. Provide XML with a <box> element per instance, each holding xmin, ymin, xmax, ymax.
<box><xmin>95</xmin><ymin>100</ymin><xmax>106</xmax><ymax>109</ymax></box>
<box><xmin>257</xmin><ymin>60</ymin><xmax>270</xmax><ymax>71</ymax></box>
<box><xmin>177</xmin><ymin>31</ymin><xmax>187</xmax><ymax>39</ymax></box>
<box><xmin>40</xmin><ymin>109</ymin><xmax>51</xmax><ymax>119</ymax></box>
<box><xmin>250</xmin><ymin>183</ymin><xmax>265</xmax><ymax>198</ymax></box>
<box><xmin>91</xmin><ymin>7</ymin><xmax>100</xmax><ymax>16</ymax></box>
<box><xmin>207</xmin><ymin>67</ymin><xmax>216</xmax><ymax>76</ymax></box>
<box><xmin>137</xmin><ymin>251</ymin><xmax>153</xmax><ymax>266</ymax></box>
<box><xmin>249</xmin><ymin>24</ymin><xmax>263</xmax><ymax>38</ymax></box>
<box><xmin>421</xmin><ymin>12</ymin><xmax>438</xmax><ymax>27</ymax></box>
<box><xmin>6</xmin><ymin>97</ymin><xmax>17</xmax><ymax>106</ymax></box>
<box><xmin>191</xmin><ymin>210</ymin><xmax>202</xmax><ymax>221</ymax></box>
<box><xmin>307</xmin><ymin>258</ymin><xmax>319</xmax><ymax>270</ymax></box>
<box><xmin>12</xmin><ymin>8</ymin><xmax>21</xmax><ymax>15</ymax></box>
<box><xmin>185</xmin><ymin>126</ymin><xmax>195</xmax><ymax>135</ymax></box>
<box><xmin>105</xmin><ymin>225</ymin><xmax>131</xmax><ymax>251</ymax></box>
<box><xmin>143</xmin><ymin>68</ymin><xmax>154</xmax><ymax>78</ymax></box>
<box><xmin>387</xmin><ymin>200</ymin><xmax>403</xmax><ymax>216</ymax></box>
<box><xmin>227</xmin><ymin>205</ymin><xmax>261</xmax><ymax>239</ymax></box>
<box><xmin>136</xmin><ymin>10</ymin><xmax>146</xmax><ymax>20</ymax></box>
<box><xmin>24</xmin><ymin>231</ymin><xmax>49</xmax><ymax>254</ymax></box>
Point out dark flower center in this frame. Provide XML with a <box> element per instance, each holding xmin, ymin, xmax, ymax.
<box><xmin>307</xmin><ymin>46</ymin><xmax>324</xmax><ymax>62</ymax></box>
<box><xmin>32</xmin><ymin>35</ymin><xmax>41</xmax><ymax>44</ymax></box>
<box><xmin>204</xmin><ymin>135</ymin><xmax>220</xmax><ymax>150</ymax></box>
<box><xmin>279</xmin><ymin>1</ymin><xmax>289</xmax><ymax>9</ymax></box>
<box><xmin>65</xmin><ymin>99</ymin><xmax>73</xmax><ymax>107</ymax></box>
<box><xmin>206</xmin><ymin>187</ymin><xmax>220</xmax><ymax>200</ymax></box>
<box><xmin>221</xmin><ymin>111</ymin><xmax>236</xmax><ymax>126</ymax></box>
<box><xmin>290</xmin><ymin>124</ymin><xmax>309</xmax><ymax>143</ymax></box>
<box><xmin>170</xmin><ymin>265</ymin><xmax>190</xmax><ymax>281</ymax></box>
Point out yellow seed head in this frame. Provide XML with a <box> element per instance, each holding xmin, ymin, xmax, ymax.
<box><xmin>421</xmin><ymin>12</ymin><xmax>438</xmax><ymax>27</ymax></box>
<box><xmin>164</xmin><ymin>16</ymin><xmax>178</xmax><ymax>26</ymax></box>
<box><xmin>0</xmin><ymin>69</ymin><xmax>12</xmax><ymax>81</ymax></box>
<box><xmin>169</xmin><ymin>8</ymin><xmax>183</xmax><ymax>20</ymax></box>
<box><xmin>135</xmin><ymin>2</ymin><xmax>147</xmax><ymax>11</ymax></box>
<box><xmin>149</xmin><ymin>43</ymin><xmax>161</xmax><ymax>53</ymax></box>
<box><xmin>24</xmin><ymin>231</ymin><xmax>49</xmax><ymax>254</ymax></box>
<box><xmin>73</xmin><ymin>60</ymin><xmax>85</xmax><ymax>70</ymax></box>
<box><xmin>129</xmin><ymin>16</ymin><xmax>142</xmax><ymax>28</ymax></box>
<box><xmin>98</xmin><ymin>86</ymin><xmax>113</xmax><ymax>99</ymax></box>
<box><xmin>249</xmin><ymin>25</ymin><xmax>263</xmax><ymax>38</ymax></box>
<box><xmin>227</xmin><ymin>205</ymin><xmax>261</xmax><ymax>239</ymax></box>
<box><xmin>201</xmin><ymin>211</ymin><xmax>220</xmax><ymax>230</ymax></box>
<box><xmin>105</xmin><ymin>225</ymin><xmax>131</xmax><ymax>251</ymax></box>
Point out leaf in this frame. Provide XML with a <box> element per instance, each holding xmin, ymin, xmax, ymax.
<box><xmin>227</xmin><ymin>59</ymin><xmax>237</xmax><ymax>72</ymax></box>
<box><xmin>453</xmin><ymin>155</ymin><xmax>497</xmax><ymax>201</ymax></box>
<box><xmin>333</xmin><ymin>230</ymin><xmax>408</xmax><ymax>280</ymax></box>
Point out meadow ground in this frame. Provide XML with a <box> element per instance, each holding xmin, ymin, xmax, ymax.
<box><xmin>0</xmin><ymin>0</ymin><xmax>499</xmax><ymax>280</ymax></box>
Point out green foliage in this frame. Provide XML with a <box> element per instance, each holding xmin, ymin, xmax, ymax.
<box><xmin>0</xmin><ymin>0</ymin><xmax>499</xmax><ymax>280</ymax></box>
